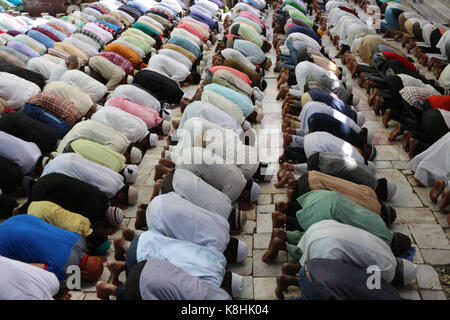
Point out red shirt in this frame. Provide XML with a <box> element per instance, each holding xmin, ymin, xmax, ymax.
<box><xmin>426</xmin><ymin>95</ymin><xmax>450</xmax><ymax>111</ymax></box>
<box><xmin>382</xmin><ymin>50</ymin><xmax>416</xmax><ymax>73</ymax></box>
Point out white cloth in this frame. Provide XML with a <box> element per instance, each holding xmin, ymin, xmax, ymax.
<box><xmin>171</xmin><ymin>28</ymin><xmax>202</xmax><ymax>47</ymax></box>
<box><xmin>287</xmin><ymin>33</ymin><xmax>322</xmax><ymax>53</ymax></box>
<box><xmin>0</xmin><ymin>256</ymin><xmax>59</xmax><ymax>300</ymax></box>
<box><xmin>146</xmin><ymin>54</ymin><xmax>191</xmax><ymax>83</ymax></box>
<box><xmin>398</xmin><ymin>74</ymin><xmax>426</xmax><ymax>88</ymax></box>
<box><xmin>0</xmin><ymin>75</ymin><xmax>34</xmax><ymax>109</ymax></box>
<box><xmin>91</xmin><ymin>107</ymin><xmax>149</xmax><ymax>143</ymax></box>
<box><xmin>294</xmin><ymin>61</ymin><xmax>335</xmax><ymax>95</ymax></box>
<box><xmin>0</xmin><ymin>71</ymin><xmax>40</xmax><ymax>96</ymax></box>
<box><xmin>158</xmin><ymin>48</ymin><xmax>192</xmax><ymax>70</ymax></box>
<box><xmin>0</xmin><ymin>131</ymin><xmax>41</xmax><ymax>174</ymax></box>
<box><xmin>136</xmin><ymin>228</ymin><xmax>227</xmax><ymax>287</ymax></box>
<box><xmin>221</xmin><ymin>48</ymin><xmax>256</xmax><ymax>70</ymax></box>
<box><xmin>300</xmin><ymin>101</ymin><xmax>361</xmax><ymax>134</ymax></box>
<box><xmin>60</xmin><ymin>70</ymin><xmax>107</xmax><ymax>102</ymax></box>
<box><xmin>179</xmin><ymin>101</ymin><xmax>244</xmax><ymax>137</ymax></box>
<box><xmin>201</xmin><ymin>90</ymin><xmax>246</xmax><ymax>125</ymax></box>
<box><xmin>304</xmin><ymin>131</ymin><xmax>365</xmax><ymax>164</ymax></box>
<box><xmin>41</xmin><ymin>152</ymin><xmax>125</xmax><ymax>199</ymax></box>
<box><xmin>108</xmin><ymin>84</ymin><xmax>161</xmax><ymax>112</ymax></box>
<box><xmin>173</xmin><ymin>168</ymin><xmax>234</xmax><ymax>219</ymax></box>
<box><xmin>63</xmin><ymin>37</ymin><xmax>99</xmax><ymax>57</ymax></box>
<box><xmin>408</xmin><ymin>132</ymin><xmax>450</xmax><ymax>187</ymax></box>
<box><xmin>147</xmin><ymin>192</ymin><xmax>230</xmax><ymax>252</ymax></box>
<box><xmin>298</xmin><ymin>220</ymin><xmax>397</xmax><ymax>282</ymax></box>
<box><xmin>138</xmin><ymin>15</ymin><xmax>164</xmax><ymax>32</ymax></box>
<box><xmin>56</xmin><ymin>120</ymin><xmax>131</xmax><ymax>154</ymax></box>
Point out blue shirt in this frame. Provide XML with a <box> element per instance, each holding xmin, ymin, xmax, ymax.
<box><xmin>308</xmin><ymin>90</ymin><xmax>356</xmax><ymax>121</ymax></box>
<box><xmin>168</xmin><ymin>36</ymin><xmax>201</xmax><ymax>58</ymax></box>
<box><xmin>203</xmin><ymin>83</ymin><xmax>255</xmax><ymax>117</ymax></box>
<box><xmin>0</xmin><ymin>215</ymin><xmax>86</xmax><ymax>281</ymax></box>
<box><xmin>26</xmin><ymin>30</ymin><xmax>55</xmax><ymax>49</ymax></box>
<box><xmin>37</xmin><ymin>24</ymin><xmax>67</xmax><ymax>42</ymax></box>
<box><xmin>190</xmin><ymin>12</ymin><xmax>216</xmax><ymax>29</ymax></box>
<box><xmin>288</xmin><ymin>25</ymin><xmax>321</xmax><ymax>44</ymax></box>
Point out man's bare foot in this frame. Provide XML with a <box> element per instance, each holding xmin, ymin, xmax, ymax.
<box><xmin>158</xmin><ymin>158</ymin><xmax>175</xmax><ymax>168</ymax></box>
<box><xmin>272</xmin><ymin>211</ymin><xmax>286</xmax><ymax>228</ymax></box>
<box><xmin>278</xmin><ymin>153</ymin><xmax>285</xmax><ymax>164</ymax></box>
<box><xmin>154</xmin><ymin>164</ymin><xmax>171</xmax><ymax>181</ymax></box>
<box><xmin>388</xmin><ymin>123</ymin><xmax>402</xmax><ymax>141</ymax></box>
<box><xmin>430</xmin><ymin>180</ymin><xmax>446</xmax><ymax>203</ymax></box>
<box><xmin>282</xmin><ymin>263</ymin><xmax>302</xmax><ymax>276</ymax></box>
<box><xmin>262</xmin><ymin>237</ymin><xmax>284</xmax><ymax>262</ymax></box>
<box><xmin>96</xmin><ymin>281</ymin><xmax>116</xmax><ymax>300</ymax></box>
<box><xmin>122</xmin><ymin>228</ymin><xmax>135</xmax><ymax>242</ymax></box>
<box><xmin>358</xmin><ymin>72</ymin><xmax>365</xmax><ymax>87</ymax></box>
<box><xmin>382</xmin><ymin>109</ymin><xmax>392</xmax><ymax>128</ymax></box>
<box><xmin>135</xmin><ymin>205</ymin><xmax>147</xmax><ymax>230</ymax></box>
<box><xmin>277</xmin><ymin>85</ymin><xmax>289</xmax><ymax>100</ymax></box>
<box><xmin>439</xmin><ymin>189</ymin><xmax>450</xmax><ymax>214</ymax></box>
<box><xmin>414</xmin><ymin>177</ymin><xmax>425</xmax><ymax>187</ymax></box>
<box><xmin>275</xmin><ymin>201</ymin><xmax>288</xmax><ymax>213</ymax></box>
<box><xmin>107</xmin><ymin>261</ymin><xmax>126</xmax><ymax>287</ymax></box>
<box><xmin>275</xmin><ymin>274</ymin><xmax>299</xmax><ymax>299</ymax></box>
<box><xmin>373</xmin><ymin>96</ymin><xmax>384</xmax><ymax>115</ymax></box>
<box><xmin>283</xmin><ymin>133</ymin><xmax>293</xmax><ymax>148</ymax></box>
<box><xmin>408</xmin><ymin>138</ymin><xmax>418</xmax><ymax>158</ymax></box>
<box><xmin>402</xmin><ymin>131</ymin><xmax>413</xmax><ymax>151</ymax></box>
<box><xmin>150</xmin><ymin>179</ymin><xmax>163</xmax><ymax>200</ymax></box>
<box><xmin>368</xmin><ymin>88</ymin><xmax>378</xmax><ymax>105</ymax></box>
<box><xmin>287</xmin><ymin>188</ymin><xmax>297</xmax><ymax>203</ymax></box>
<box><xmin>277</xmin><ymin>162</ymin><xmax>294</xmax><ymax>181</ymax></box>
<box><xmin>113</xmin><ymin>238</ymin><xmax>126</xmax><ymax>261</ymax></box>
<box><xmin>275</xmin><ymin>171</ymin><xmax>294</xmax><ymax>188</ymax></box>
<box><xmin>172</xmin><ymin>119</ymin><xmax>180</xmax><ymax>129</ymax></box>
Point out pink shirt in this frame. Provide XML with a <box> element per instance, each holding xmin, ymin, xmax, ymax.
<box><xmin>237</xmin><ymin>11</ymin><xmax>265</xmax><ymax>30</ymax></box>
<box><xmin>106</xmin><ymin>97</ymin><xmax>163</xmax><ymax>129</ymax></box>
<box><xmin>177</xmin><ymin>23</ymin><xmax>207</xmax><ymax>42</ymax></box>
<box><xmin>181</xmin><ymin>17</ymin><xmax>210</xmax><ymax>32</ymax></box>
<box><xmin>209</xmin><ymin>66</ymin><xmax>252</xmax><ymax>84</ymax></box>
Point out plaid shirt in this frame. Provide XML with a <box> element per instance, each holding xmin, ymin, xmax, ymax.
<box><xmin>96</xmin><ymin>22</ymin><xmax>116</xmax><ymax>36</ymax></box>
<box><xmin>73</xmin><ymin>28</ymin><xmax>104</xmax><ymax>49</ymax></box>
<box><xmin>400</xmin><ymin>85</ymin><xmax>441</xmax><ymax>109</ymax></box>
<box><xmin>98</xmin><ymin>51</ymin><xmax>134</xmax><ymax>74</ymax></box>
<box><xmin>28</xmin><ymin>92</ymin><xmax>82</xmax><ymax>126</ymax></box>
<box><xmin>150</xmin><ymin>8</ymin><xmax>173</xmax><ymax>22</ymax></box>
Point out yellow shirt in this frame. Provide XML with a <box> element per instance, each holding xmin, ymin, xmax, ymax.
<box><xmin>28</xmin><ymin>201</ymin><xmax>93</xmax><ymax>237</ymax></box>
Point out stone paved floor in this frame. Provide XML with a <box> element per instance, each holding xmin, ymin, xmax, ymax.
<box><xmin>66</xmin><ymin>12</ymin><xmax>449</xmax><ymax>301</ymax></box>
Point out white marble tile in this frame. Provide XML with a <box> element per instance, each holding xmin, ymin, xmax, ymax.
<box><xmin>409</xmin><ymin>224</ymin><xmax>450</xmax><ymax>249</ymax></box>
<box><xmin>377</xmin><ymin>169</ymin><xmax>422</xmax><ymax>207</ymax></box>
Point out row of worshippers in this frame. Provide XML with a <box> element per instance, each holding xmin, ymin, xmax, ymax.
<box><xmin>94</xmin><ymin>0</ymin><xmax>281</xmax><ymax>300</ymax></box>
<box><xmin>321</xmin><ymin>1</ymin><xmax>450</xmax><ymax>216</ymax></box>
<box><xmin>0</xmin><ymin>0</ymin><xmax>22</xmax><ymax>13</ymax></box>
<box><xmin>0</xmin><ymin>0</ymin><xmax>240</xmax><ymax>301</ymax></box>
<box><xmin>260</xmin><ymin>0</ymin><xmax>421</xmax><ymax>300</ymax></box>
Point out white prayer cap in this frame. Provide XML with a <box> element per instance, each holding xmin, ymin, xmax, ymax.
<box><xmin>231</xmin><ymin>273</ymin><xmax>244</xmax><ymax>296</ymax></box>
<box><xmin>236</xmin><ymin>240</ymin><xmax>248</xmax><ymax>263</ymax></box>
<box><xmin>96</xmin><ymin>104</ymin><xmax>103</xmax><ymax>111</ymax></box>
<box><xmin>127</xmin><ymin>75</ymin><xmax>134</xmax><ymax>84</ymax></box>
<box><xmin>84</xmin><ymin>66</ymin><xmax>90</xmax><ymax>73</ymax></box>
<box><xmin>293</xmin><ymin>163</ymin><xmax>308</xmax><ymax>176</ymax></box>
<box><xmin>202</xmin><ymin>43</ymin><xmax>207</xmax><ymax>51</ymax></box>
<box><xmin>324</xmin><ymin>47</ymin><xmax>329</xmax><ymax>55</ymax></box>
<box><xmin>164</xmin><ymin>150</ymin><xmax>173</xmax><ymax>160</ymax></box>
<box><xmin>367</xmin><ymin>131</ymin><xmax>374</xmax><ymax>144</ymax></box>
<box><xmin>345</xmin><ymin>78</ymin><xmax>353</xmax><ymax>94</ymax></box>
<box><xmin>149</xmin><ymin>133</ymin><xmax>159</xmax><ymax>147</ymax></box>
<box><xmin>386</xmin><ymin>181</ymin><xmax>397</xmax><ymax>200</ymax></box>
<box><xmin>162</xmin><ymin>120</ymin><xmax>172</xmax><ymax>135</ymax></box>
<box><xmin>161</xmin><ymin>109</ymin><xmax>172</xmax><ymax>121</ymax></box>
<box><xmin>242</xmin><ymin>120</ymin><xmax>251</xmax><ymax>130</ymax></box>
<box><xmin>250</xmin><ymin>182</ymin><xmax>261</xmax><ymax>203</ymax></box>
<box><xmin>130</xmin><ymin>146</ymin><xmax>143</xmax><ymax>164</ymax></box>
<box><xmin>352</xmin><ymin>95</ymin><xmax>360</xmax><ymax>106</ymax></box>
<box><xmin>356</xmin><ymin>112</ymin><xmax>365</xmax><ymax>127</ymax></box>
<box><xmin>206</xmin><ymin>39</ymin><xmax>212</xmax><ymax>48</ymax></box>
<box><xmin>50</xmin><ymin>151</ymin><xmax>60</xmax><ymax>159</ymax></box>
<box><xmin>252</xmin><ymin>86</ymin><xmax>263</xmax><ymax>102</ymax></box>
<box><xmin>106</xmin><ymin>206</ymin><xmax>123</xmax><ymax>227</ymax></box>
<box><xmin>396</xmin><ymin>258</ymin><xmax>417</xmax><ymax>286</ymax></box>
<box><xmin>150</xmin><ymin>47</ymin><xmax>157</xmax><ymax>54</ymax></box>
<box><xmin>41</xmin><ymin>156</ymin><xmax>50</xmax><ymax>168</ymax></box>
<box><xmin>128</xmin><ymin>186</ymin><xmax>139</xmax><ymax>205</ymax></box>
<box><xmin>124</xmin><ymin>164</ymin><xmax>139</xmax><ymax>184</ymax></box>
<box><xmin>262</xmin><ymin>165</ymin><xmax>274</xmax><ymax>182</ymax></box>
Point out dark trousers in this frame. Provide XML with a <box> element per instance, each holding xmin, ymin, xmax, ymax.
<box><xmin>308</xmin><ymin>113</ymin><xmax>365</xmax><ymax>151</ymax></box>
<box><xmin>284</xmin><ymin>146</ymin><xmax>307</xmax><ymax>163</ymax></box>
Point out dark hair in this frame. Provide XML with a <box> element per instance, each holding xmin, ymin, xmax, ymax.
<box><xmin>0</xmin><ymin>195</ymin><xmax>18</xmax><ymax>219</ymax></box>
<box><xmin>191</xmin><ymin>72</ymin><xmax>201</xmax><ymax>85</ymax></box>
<box><xmin>390</xmin><ymin>233</ymin><xmax>411</xmax><ymax>256</ymax></box>
<box><xmin>86</xmin><ymin>231</ymin><xmax>108</xmax><ymax>253</ymax></box>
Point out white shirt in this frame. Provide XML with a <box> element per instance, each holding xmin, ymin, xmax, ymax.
<box><xmin>108</xmin><ymin>84</ymin><xmax>161</xmax><ymax>112</ymax></box>
<box><xmin>146</xmin><ymin>54</ymin><xmax>191</xmax><ymax>83</ymax></box>
<box><xmin>294</xmin><ymin>61</ymin><xmax>335</xmax><ymax>94</ymax></box>
<box><xmin>91</xmin><ymin>106</ymin><xmax>149</xmax><ymax>143</ymax></box>
<box><xmin>171</xmin><ymin>28</ymin><xmax>202</xmax><ymax>48</ymax></box>
<box><xmin>158</xmin><ymin>48</ymin><xmax>193</xmax><ymax>70</ymax></box>
<box><xmin>0</xmin><ymin>76</ymin><xmax>33</xmax><ymax>109</ymax></box>
<box><xmin>63</xmin><ymin>37</ymin><xmax>99</xmax><ymax>57</ymax></box>
<box><xmin>300</xmin><ymin>101</ymin><xmax>361</xmax><ymax>134</ymax></box>
<box><xmin>147</xmin><ymin>192</ymin><xmax>230</xmax><ymax>252</ymax></box>
<box><xmin>173</xmin><ymin>168</ymin><xmax>234</xmax><ymax>220</ymax></box>
<box><xmin>60</xmin><ymin>70</ymin><xmax>108</xmax><ymax>102</ymax></box>
<box><xmin>41</xmin><ymin>152</ymin><xmax>125</xmax><ymax>199</ymax></box>
<box><xmin>0</xmin><ymin>72</ymin><xmax>40</xmax><ymax>97</ymax></box>
<box><xmin>138</xmin><ymin>15</ymin><xmax>164</xmax><ymax>32</ymax></box>
<box><xmin>0</xmin><ymin>256</ymin><xmax>59</xmax><ymax>300</ymax></box>
<box><xmin>304</xmin><ymin>131</ymin><xmax>365</xmax><ymax>164</ymax></box>
<box><xmin>298</xmin><ymin>220</ymin><xmax>397</xmax><ymax>282</ymax></box>
<box><xmin>27</xmin><ymin>57</ymin><xmax>67</xmax><ymax>81</ymax></box>
<box><xmin>0</xmin><ymin>131</ymin><xmax>41</xmax><ymax>174</ymax></box>
<box><xmin>221</xmin><ymin>48</ymin><xmax>256</xmax><ymax>70</ymax></box>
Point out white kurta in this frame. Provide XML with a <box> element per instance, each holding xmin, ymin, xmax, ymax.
<box><xmin>108</xmin><ymin>84</ymin><xmax>161</xmax><ymax>112</ymax></box>
<box><xmin>298</xmin><ymin>220</ymin><xmax>397</xmax><ymax>283</ymax></box>
<box><xmin>408</xmin><ymin>132</ymin><xmax>450</xmax><ymax>187</ymax></box>
<box><xmin>91</xmin><ymin>106</ymin><xmax>148</xmax><ymax>143</ymax></box>
<box><xmin>60</xmin><ymin>70</ymin><xmax>108</xmax><ymax>103</ymax></box>
<box><xmin>0</xmin><ymin>131</ymin><xmax>41</xmax><ymax>174</ymax></box>
<box><xmin>146</xmin><ymin>54</ymin><xmax>191</xmax><ymax>83</ymax></box>
<box><xmin>56</xmin><ymin>120</ymin><xmax>131</xmax><ymax>154</ymax></box>
<box><xmin>158</xmin><ymin>48</ymin><xmax>193</xmax><ymax>70</ymax></box>
<box><xmin>221</xmin><ymin>48</ymin><xmax>256</xmax><ymax>70</ymax></box>
<box><xmin>304</xmin><ymin>131</ymin><xmax>365</xmax><ymax>164</ymax></box>
<box><xmin>41</xmin><ymin>152</ymin><xmax>125</xmax><ymax>199</ymax></box>
<box><xmin>173</xmin><ymin>168</ymin><xmax>234</xmax><ymax>220</ymax></box>
<box><xmin>294</xmin><ymin>61</ymin><xmax>335</xmax><ymax>95</ymax></box>
<box><xmin>136</xmin><ymin>229</ymin><xmax>227</xmax><ymax>287</ymax></box>
<box><xmin>0</xmin><ymin>72</ymin><xmax>40</xmax><ymax>97</ymax></box>
<box><xmin>201</xmin><ymin>90</ymin><xmax>246</xmax><ymax>125</ymax></box>
<box><xmin>147</xmin><ymin>192</ymin><xmax>230</xmax><ymax>252</ymax></box>
<box><xmin>0</xmin><ymin>76</ymin><xmax>33</xmax><ymax>109</ymax></box>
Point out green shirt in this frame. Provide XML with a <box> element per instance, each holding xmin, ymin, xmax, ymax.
<box><xmin>296</xmin><ymin>190</ymin><xmax>393</xmax><ymax>245</ymax></box>
<box><xmin>119</xmin><ymin>35</ymin><xmax>151</xmax><ymax>55</ymax></box>
<box><xmin>288</xmin><ymin>10</ymin><xmax>313</xmax><ymax>27</ymax></box>
<box><xmin>122</xmin><ymin>28</ymin><xmax>156</xmax><ymax>47</ymax></box>
<box><xmin>285</xmin><ymin>1</ymin><xmax>306</xmax><ymax>14</ymax></box>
